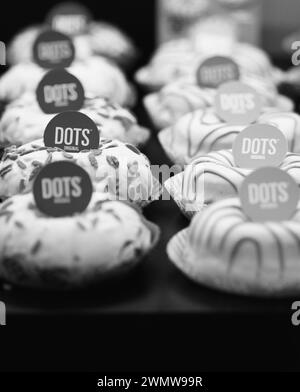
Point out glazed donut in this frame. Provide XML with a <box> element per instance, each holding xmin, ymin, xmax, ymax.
<box><xmin>144</xmin><ymin>73</ymin><xmax>293</xmax><ymax>129</ymax></box>
<box><xmin>0</xmin><ymin>93</ymin><xmax>148</xmax><ymax>147</ymax></box>
<box><xmin>7</xmin><ymin>25</ymin><xmax>92</xmax><ymax>64</ymax></box>
<box><xmin>0</xmin><ymin>57</ymin><xmax>135</xmax><ymax>106</ymax></box>
<box><xmin>0</xmin><ymin>137</ymin><xmax>160</xmax><ymax>206</ymax></box>
<box><xmin>136</xmin><ymin>38</ymin><xmax>282</xmax><ymax>91</ymax></box>
<box><xmin>165</xmin><ymin>150</ymin><xmax>300</xmax><ymax>218</ymax></box>
<box><xmin>7</xmin><ymin>22</ymin><xmax>137</xmax><ymax>68</ymax></box>
<box><xmin>168</xmin><ymin>197</ymin><xmax>300</xmax><ymax>296</ymax></box>
<box><xmin>158</xmin><ymin>109</ymin><xmax>300</xmax><ymax>165</ymax></box>
<box><xmin>0</xmin><ymin>192</ymin><xmax>159</xmax><ymax>289</ymax></box>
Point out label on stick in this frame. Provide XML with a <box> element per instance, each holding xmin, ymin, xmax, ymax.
<box><xmin>239</xmin><ymin>167</ymin><xmax>299</xmax><ymax>222</ymax></box>
<box><xmin>233</xmin><ymin>124</ymin><xmax>288</xmax><ymax>169</ymax></box>
<box><xmin>197</xmin><ymin>56</ymin><xmax>240</xmax><ymax>88</ymax></box>
<box><xmin>46</xmin><ymin>2</ymin><xmax>92</xmax><ymax>36</ymax></box>
<box><xmin>215</xmin><ymin>81</ymin><xmax>262</xmax><ymax>125</ymax></box>
<box><xmin>33</xmin><ymin>161</ymin><xmax>93</xmax><ymax>217</ymax></box>
<box><xmin>33</xmin><ymin>30</ymin><xmax>75</xmax><ymax>69</ymax></box>
<box><xmin>36</xmin><ymin>69</ymin><xmax>84</xmax><ymax>114</ymax></box>
<box><xmin>43</xmin><ymin>111</ymin><xmax>100</xmax><ymax>152</ymax></box>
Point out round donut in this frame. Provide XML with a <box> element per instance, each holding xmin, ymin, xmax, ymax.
<box><xmin>136</xmin><ymin>38</ymin><xmax>281</xmax><ymax>91</ymax></box>
<box><xmin>158</xmin><ymin>109</ymin><xmax>300</xmax><ymax>165</ymax></box>
<box><xmin>7</xmin><ymin>25</ymin><xmax>92</xmax><ymax>64</ymax></box>
<box><xmin>165</xmin><ymin>150</ymin><xmax>300</xmax><ymax>218</ymax></box>
<box><xmin>7</xmin><ymin>22</ymin><xmax>137</xmax><ymax>69</ymax></box>
<box><xmin>0</xmin><ymin>192</ymin><xmax>160</xmax><ymax>289</ymax></box>
<box><xmin>0</xmin><ymin>92</ymin><xmax>148</xmax><ymax>147</ymax></box>
<box><xmin>168</xmin><ymin>197</ymin><xmax>300</xmax><ymax>296</ymax></box>
<box><xmin>0</xmin><ymin>56</ymin><xmax>135</xmax><ymax>106</ymax></box>
<box><xmin>0</xmin><ymin>138</ymin><xmax>160</xmax><ymax>206</ymax></box>
<box><xmin>144</xmin><ymin>74</ymin><xmax>293</xmax><ymax>129</ymax></box>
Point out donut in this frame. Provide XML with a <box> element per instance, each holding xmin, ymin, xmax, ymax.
<box><xmin>0</xmin><ymin>92</ymin><xmax>148</xmax><ymax>147</ymax></box>
<box><xmin>0</xmin><ymin>56</ymin><xmax>135</xmax><ymax>106</ymax></box>
<box><xmin>7</xmin><ymin>22</ymin><xmax>137</xmax><ymax>69</ymax></box>
<box><xmin>0</xmin><ymin>138</ymin><xmax>160</xmax><ymax>206</ymax></box>
<box><xmin>7</xmin><ymin>25</ymin><xmax>92</xmax><ymax>64</ymax></box>
<box><xmin>167</xmin><ymin>198</ymin><xmax>300</xmax><ymax>297</ymax></box>
<box><xmin>144</xmin><ymin>74</ymin><xmax>293</xmax><ymax>129</ymax></box>
<box><xmin>0</xmin><ymin>192</ymin><xmax>160</xmax><ymax>289</ymax></box>
<box><xmin>158</xmin><ymin>109</ymin><xmax>300</xmax><ymax>165</ymax></box>
<box><xmin>165</xmin><ymin>150</ymin><xmax>300</xmax><ymax>218</ymax></box>
<box><xmin>135</xmin><ymin>38</ymin><xmax>281</xmax><ymax>91</ymax></box>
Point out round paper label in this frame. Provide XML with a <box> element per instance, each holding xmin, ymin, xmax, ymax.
<box><xmin>36</xmin><ymin>69</ymin><xmax>84</xmax><ymax>114</ymax></box>
<box><xmin>239</xmin><ymin>168</ymin><xmax>299</xmax><ymax>222</ymax></box>
<box><xmin>33</xmin><ymin>161</ymin><xmax>93</xmax><ymax>218</ymax></box>
<box><xmin>215</xmin><ymin>81</ymin><xmax>262</xmax><ymax>125</ymax></box>
<box><xmin>197</xmin><ymin>56</ymin><xmax>240</xmax><ymax>88</ymax></box>
<box><xmin>43</xmin><ymin>111</ymin><xmax>100</xmax><ymax>153</ymax></box>
<box><xmin>47</xmin><ymin>2</ymin><xmax>92</xmax><ymax>36</ymax></box>
<box><xmin>233</xmin><ymin>124</ymin><xmax>288</xmax><ymax>169</ymax></box>
<box><xmin>33</xmin><ymin>30</ymin><xmax>75</xmax><ymax>69</ymax></box>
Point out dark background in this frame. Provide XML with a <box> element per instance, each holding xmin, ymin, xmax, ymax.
<box><xmin>2</xmin><ymin>0</ymin><xmax>300</xmax><ymax>57</ymax></box>
<box><xmin>0</xmin><ymin>0</ymin><xmax>156</xmax><ymax>66</ymax></box>
<box><xmin>0</xmin><ymin>0</ymin><xmax>300</xmax><ymax>373</ymax></box>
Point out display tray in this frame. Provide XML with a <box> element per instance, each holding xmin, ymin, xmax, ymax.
<box><xmin>0</xmin><ymin>128</ymin><xmax>295</xmax><ymax>316</ymax></box>
<box><xmin>0</xmin><ymin>67</ymin><xmax>298</xmax><ymax>316</ymax></box>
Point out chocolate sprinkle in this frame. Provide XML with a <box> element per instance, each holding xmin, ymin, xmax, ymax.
<box><xmin>77</xmin><ymin>222</ymin><xmax>86</xmax><ymax>231</ymax></box>
<box><xmin>7</xmin><ymin>153</ymin><xmax>18</xmax><ymax>160</ymax></box>
<box><xmin>126</xmin><ymin>144</ymin><xmax>141</xmax><ymax>155</ymax></box>
<box><xmin>92</xmin><ymin>217</ymin><xmax>99</xmax><ymax>227</ymax></box>
<box><xmin>88</xmin><ymin>153</ymin><xmax>98</xmax><ymax>169</ymax></box>
<box><xmin>93</xmin><ymin>201</ymin><xmax>104</xmax><ymax>211</ymax></box>
<box><xmin>15</xmin><ymin>221</ymin><xmax>25</xmax><ymax>229</ymax></box>
<box><xmin>63</xmin><ymin>152</ymin><xmax>74</xmax><ymax>159</ymax></box>
<box><xmin>92</xmin><ymin>149</ymin><xmax>102</xmax><ymax>156</ymax></box>
<box><xmin>31</xmin><ymin>240</ymin><xmax>42</xmax><ymax>255</ymax></box>
<box><xmin>29</xmin><ymin>166</ymin><xmax>41</xmax><ymax>181</ymax></box>
<box><xmin>19</xmin><ymin>179</ymin><xmax>26</xmax><ymax>193</ymax></box>
<box><xmin>106</xmin><ymin>156</ymin><xmax>119</xmax><ymax>169</ymax></box>
<box><xmin>32</xmin><ymin>160</ymin><xmax>43</xmax><ymax>167</ymax></box>
<box><xmin>0</xmin><ymin>164</ymin><xmax>12</xmax><ymax>178</ymax></box>
<box><xmin>20</xmin><ymin>149</ymin><xmax>35</xmax><ymax>156</ymax></box>
<box><xmin>16</xmin><ymin>160</ymin><xmax>27</xmax><ymax>170</ymax></box>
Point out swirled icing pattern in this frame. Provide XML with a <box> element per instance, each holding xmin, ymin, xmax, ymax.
<box><xmin>159</xmin><ymin>109</ymin><xmax>300</xmax><ymax>165</ymax></box>
<box><xmin>168</xmin><ymin>198</ymin><xmax>300</xmax><ymax>296</ymax></box>
<box><xmin>144</xmin><ymin>74</ymin><xmax>293</xmax><ymax>129</ymax></box>
<box><xmin>165</xmin><ymin>149</ymin><xmax>300</xmax><ymax>218</ymax></box>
